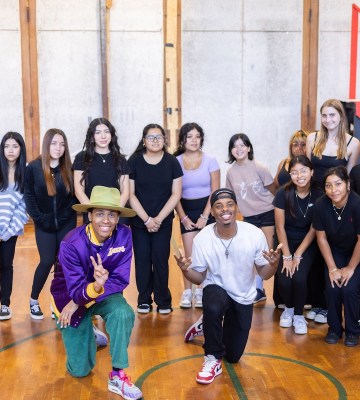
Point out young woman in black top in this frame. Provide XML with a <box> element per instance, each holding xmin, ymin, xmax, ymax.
<box><xmin>313</xmin><ymin>166</ymin><xmax>360</xmax><ymax>346</ymax></box>
<box><xmin>73</xmin><ymin>118</ymin><xmax>130</xmax><ymax>223</ymax></box>
<box><xmin>273</xmin><ymin>156</ymin><xmax>322</xmax><ymax>334</ymax></box>
<box><xmin>128</xmin><ymin>124</ymin><xmax>183</xmax><ymax>314</ymax></box>
<box><xmin>25</xmin><ymin>129</ymin><xmax>76</xmax><ymax>319</ymax></box>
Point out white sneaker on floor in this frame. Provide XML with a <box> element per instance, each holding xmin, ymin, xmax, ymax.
<box><xmin>196</xmin><ymin>355</ymin><xmax>222</xmax><ymax>384</ymax></box>
<box><xmin>293</xmin><ymin>315</ymin><xmax>308</xmax><ymax>334</ymax></box>
<box><xmin>314</xmin><ymin>309</ymin><xmax>328</xmax><ymax>324</ymax></box>
<box><xmin>180</xmin><ymin>289</ymin><xmax>192</xmax><ymax>308</ymax></box>
<box><xmin>194</xmin><ymin>288</ymin><xmax>203</xmax><ymax>308</ymax></box>
<box><xmin>279</xmin><ymin>307</ymin><xmax>294</xmax><ymax>328</ymax></box>
<box><xmin>305</xmin><ymin>307</ymin><xmax>321</xmax><ymax>320</ymax></box>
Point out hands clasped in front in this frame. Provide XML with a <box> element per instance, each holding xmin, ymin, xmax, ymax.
<box><xmin>329</xmin><ymin>266</ymin><xmax>354</xmax><ymax>288</ymax></box>
<box><xmin>146</xmin><ymin>217</ymin><xmax>162</xmax><ymax>233</ymax></box>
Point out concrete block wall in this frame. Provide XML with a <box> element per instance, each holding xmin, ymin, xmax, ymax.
<box><xmin>0</xmin><ymin>0</ymin><xmax>357</xmax><ymax>179</ymax></box>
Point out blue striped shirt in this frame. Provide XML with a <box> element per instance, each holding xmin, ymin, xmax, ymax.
<box><xmin>0</xmin><ymin>183</ymin><xmax>28</xmax><ymax>241</ymax></box>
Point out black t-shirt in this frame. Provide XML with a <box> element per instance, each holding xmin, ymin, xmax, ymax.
<box><xmin>312</xmin><ymin>191</ymin><xmax>360</xmax><ymax>255</ymax></box>
<box><xmin>273</xmin><ymin>186</ymin><xmax>323</xmax><ymax>241</ymax></box>
<box><xmin>128</xmin><ymin>152</ymin><xmax>183</xmax><ymax>228</ymax></box>
<box><xmin>72</xmin><ymin>151</ymin><xmax>131</xmax><ymax>198</ymax></box>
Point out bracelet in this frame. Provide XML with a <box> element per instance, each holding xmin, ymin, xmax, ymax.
<box><xmin>282</xmin><ymin>255</ymin><xmax>292</xmax><ymax>261</ymax></box>
<box><xmin>330</xmin><ymin>268</ymin><xmax>338</xmax><ymax>273</ymax></box>
<box><xmin>180</xmin><ymin>215</ymin><xmax>188</xmax><ymax>223</ymax></box>
<box><xmin>144</xmin><ymin>217</ymin><xmax>151</xmax><ymax>226</ymax></box>
<box><xmin>200</xmin><ymin>214</ymin><xmax>209</xmax><ymax>221</ymax></box>
<box><xmin>293</xmin><ymin>255</ymin><xmax>303</xmax><ymax>260</ymax></box>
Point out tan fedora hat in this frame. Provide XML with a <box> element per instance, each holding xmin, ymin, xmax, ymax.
<box><xmin>72</xmin><ymin>186</ymin><xmax>137</xmax><ymax>217</ymax></box>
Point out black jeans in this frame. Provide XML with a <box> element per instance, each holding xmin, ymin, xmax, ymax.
<box><xmin>325</xmin><ymin>251</ymin><xmax>360</xmax><ymax>337</ymax></box>
<box><xmin>31</xmin><ymin>219</ymin><xmax>76</xmax><ymax>300</ymax></box>
<box><xmin>277</xmin><ymin>240</ymin><xmax>317</xmax><ymax>315</ymax></box>
<box><xmin>0</xmin><ymin>236</ymin><xmax>18</xmax><ymax>306</ymax></box>
<box><xmin>132</xmin><ymin>223</ymin><xmax>172</xmax><ymax>308</ymax></box>
<box><xmin>203</xmin><ymin>284</ymin><xmax>253</xmax><ymax>362</ymax></box>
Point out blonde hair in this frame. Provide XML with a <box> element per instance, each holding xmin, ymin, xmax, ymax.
<box><xmin>288</xmin><ymin>129</ymin><xmax>309</xmax><ymax>158</ymax></box>
<box><xmin>313</xmin><ymin>99</ymin><xmax>349</xmax><ymax>160</ymax></box>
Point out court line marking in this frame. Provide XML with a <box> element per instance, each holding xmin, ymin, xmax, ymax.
<box><xmin>135</xmin><ymin>352</ymin><xmax>347</xmax><ymax>400</ymax></box>
<box><xmin>0</xmin><ymin>331</ymin><xmax>348</xmax><ymax>399</ymax></box>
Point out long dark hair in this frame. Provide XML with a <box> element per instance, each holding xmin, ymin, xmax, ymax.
<box><xmin>173</xmin><ymin>122</ymin><xmax>204</xmax><ymax>156</ymax></box>
<box><xmin>41</xmin><ymin>129</ymin><xmax>73</xmax><ymax>196</ymax></box>
<box><xmin>80</xmin><ymin>118</ymin><xmax>127</xmax><ymax>186</ymax></box>
<box><xmin>226</xmin><ymin>133</ymin><xmax>254</xmax><ymax>163</ymax></box>
<box><xmin>131</xmin><ymin>123</ymin><xmax>167</xmax><ymax>156</ymax></box>
<box><xmin>0</xmin><ymin>132</ymin><xmax>27</xmax><ymax>193</ymax></box>
<box><xmin>283</xmin><ymin>155</ymin><xmax>313</xmax><ymax>218</ymax></box>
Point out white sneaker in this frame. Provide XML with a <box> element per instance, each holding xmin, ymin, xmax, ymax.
<box><xmin>293</xmin><ymin>315</ymin><xmax>308</xmax><ymax>334</ymax></box>
<box><xmin>108</xmin><ymin>370</ymin><xmax>143</xmax><ymax>399</ymax></box>
<box><xmin>93</xmin><ymin>324</ymin><xmax>108</xmax><ymax>347</ymax></box>
<box><xmin>314</xmin><ymin>309</ymin><xmax>328</xmax><ymax>324</ymax></box>
<box><xmin>184</xmin><ymin>315</ymin><xmax>203</xmax><ymax>342</ymax></box>
<box><xmin>194</xmin><ymin>288</ymin><xmax>203</xmax><ymax>308</ymax></box>
<box><xmin>305</xmin><ymin>307</ymin><xmax>321</xmax><ymax>320</ymax></box>
<box><xmin>180</xmin><ymin>289</ymin><xmax>192</xmax><ymax>308</ymax></box>
<box><xmin>279</xmin><ymin>307</ymin><xmax>294</xmax><ymax>328</ymax></box>
<box><xmin>196</xmin><ymin>355</ymin><xmax>222</xmax><ymax>384</ymax></box>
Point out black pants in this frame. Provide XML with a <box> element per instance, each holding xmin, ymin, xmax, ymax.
<box><xmin>325</xmin><ymin>251</ymin><xmax>360</xmax><ymax>337</ymax></box>
<box><xmin>0</xmin><ymin>236</ymin><xmax>18</xmax><ymax>306</ymax></box>
<box><xmin>132</xmin><ymin>223</ymin><xmax>172</xmax><ymax>308</ymax></box>
<box><xmin>307</xmin><ymin>249</ymin><xmax>326</xmax><ymax>309</ymax></box>
<box><xmin>31</xmin><ymin>218</ymin><xmax>76</xmax><ymax>300</ymax></box>
<box><xmin>277</xmin><ymin>240</ymin><xmax>317</xmax><ymax>315</ymax></box>
<box><xmin>203</xmin><ymin>284</ymin><xmax>253</xmax><ymax>362</ymax></box>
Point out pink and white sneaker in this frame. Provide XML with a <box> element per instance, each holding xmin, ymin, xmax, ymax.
<box><xmin>196</xmin><ymin>355</ymin><xmax>222</xmax><ymax>384</ymax></box>
<box><xmin>184</xmin><ymin>315</ymin><xmax>203</xmax><ymax>342</ymax></box>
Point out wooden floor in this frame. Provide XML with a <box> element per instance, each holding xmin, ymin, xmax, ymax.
<box><xmin>0</xmin><ymin>220</ymin><xmax>359</xmax><ymax>400</ymax></box>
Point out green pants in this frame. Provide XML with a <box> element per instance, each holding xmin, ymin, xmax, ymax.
<box><xmin>59</xmin><ymin>293</ymin><xmax>135</xmax><ymax>377</ymax></box>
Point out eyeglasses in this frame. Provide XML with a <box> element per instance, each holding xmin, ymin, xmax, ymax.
<box><xmin>291</xmin><ymin>142</ymin><xmax>306</xmax><ymax>148</ymax></box>
<box><xmin>145</xmin><ymin>135</ymin><xmax>164</xmax><ymax>142</ymax></box>
<box><xmin>289</xmin><ymin>167</ymin><xmax>310</xmax><ymax>177</ymax></box>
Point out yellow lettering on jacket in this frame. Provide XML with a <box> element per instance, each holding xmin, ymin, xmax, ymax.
<box><xmin>107</xmin><ymin>246</ymin><xmax>126</xmax><ymax>256</ymax></box>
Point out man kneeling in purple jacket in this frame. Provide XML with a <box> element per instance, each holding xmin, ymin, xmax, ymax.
<box><xmin>50</xmin><ymin>185</ymin><xmax>142</xmax><ymax>400</ymax></box>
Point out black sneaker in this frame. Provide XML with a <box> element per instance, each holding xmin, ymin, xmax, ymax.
<box><xmin>344</xmin><ymin>334</ymin><xmax>359</xmax><ymax>347</ymax></box>
<box><xmin>325</xmin><ymin>330</ymin><xmax>341</xmax><ymax>344</ymax></box>
<box><xmin>30</xmin><ymin>303</ymin><xmax>44</xmax><ymax>320</ymax></box>
<box><xmin>253</xmin><ymin>289</ymin><xmax>266</xmax><ymax>304</ymax></box>
<box><xmin>137</xmin><ymin>304</ymin><xmax>152</xmax><ymax>314</ymax></box>
<box><xmin>0</xmin><ymin>305</ymin><xmax>12</xmax><ymax>320</ymax></box>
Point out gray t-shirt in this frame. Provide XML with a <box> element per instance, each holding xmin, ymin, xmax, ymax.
<box><xmin>225</xmin><ymin>159</ymin><xmax>274</xmax><ymax>217</ymax></box>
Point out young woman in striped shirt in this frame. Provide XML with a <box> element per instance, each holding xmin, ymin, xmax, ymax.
<box><xmin>0</xmin><ymin>132</ymin><xmax>28</xmax><ymax>320</ymax></box>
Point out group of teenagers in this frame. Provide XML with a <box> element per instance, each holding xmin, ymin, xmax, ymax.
<box><xmin>1</xmin><ymin>97</ymin><xmax>360</xmax><ymax>397</ymax></box>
